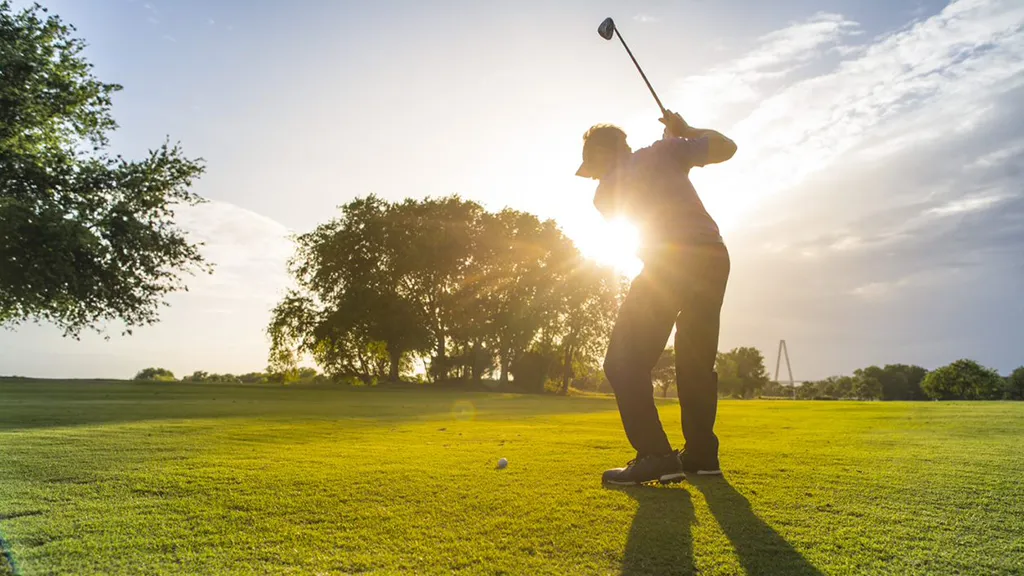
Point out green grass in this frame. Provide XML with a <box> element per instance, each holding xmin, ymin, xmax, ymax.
<box><xmin>1</xmin><ymin>380</ymin><xmax>1022</xmax><ymax>575</ymax></box>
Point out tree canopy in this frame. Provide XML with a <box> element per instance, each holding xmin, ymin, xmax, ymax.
<box><xmin>716</xmin><ymin>347</ymin><xmax>771</xmax><ymax>398</ymax></box>
<box><xmin>921</xmin><ymin>359</ymin><xmax>1006</xmax><ymax>401</ymax></box>
<box><xmin>0</xmin><ymin>1</ymin><xmax>209</xmax><ymax>337</ymax></box>
<box><xmin>267</xmin><ymin>194</ymin><xmax>621</xmax><ymax>390</ymax></box>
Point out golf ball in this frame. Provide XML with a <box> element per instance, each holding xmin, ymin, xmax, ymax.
<box><xmin>497</xmin><ymin>457</ymin><xmax>508</xmax><ymax>469</ymax></box>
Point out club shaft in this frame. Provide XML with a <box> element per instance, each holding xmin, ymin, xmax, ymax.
<box><xmin>614</xmin><ymin>29</ymin><xmax>665</xmax><ymax>115</ymax></box>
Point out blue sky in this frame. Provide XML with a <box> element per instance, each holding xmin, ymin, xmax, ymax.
<box><xmin>2</xmin><ymin>0</ymin><xmax>1022</xmax><ymax>380</ymax></box>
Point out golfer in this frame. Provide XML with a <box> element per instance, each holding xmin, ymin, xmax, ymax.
<box><xmin>575</xmin><ymin>110</ymin><xmax>737</xmax><ymax>485</ymax></box>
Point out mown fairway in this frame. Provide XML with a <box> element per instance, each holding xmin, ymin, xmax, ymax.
<box><xmin>1</xmin><ymin>381</ymin><xmax>1022</xmax><ymax>575</ymax></box>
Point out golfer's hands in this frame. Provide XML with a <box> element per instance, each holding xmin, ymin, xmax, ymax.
<box><xmin>659</xmin><ymin>110</ymin><xmax>690</xmax><ymax>139</ymax></box>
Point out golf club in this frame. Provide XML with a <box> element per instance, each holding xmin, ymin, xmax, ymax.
<box><xmin>598</xmin><ymin>17</ymin><xmax>666</xmax><ymax>116</ymax></box>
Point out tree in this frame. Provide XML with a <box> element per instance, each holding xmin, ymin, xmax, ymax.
<box><xmin>0</xmin><ymin>2</ymin><xmax>210</xmax><ymax>337</ymax></box>
<box><xmin>510</xmin><ymin>342</ymin><xmax>560</xmax><ymax>393</ymax></box>
<box><xmin>181</xmin><ymin>370</ymin><xmax>209</xmax><ymax>383</ymax></box>
<box><xmin>651</xmin><ymin>348</ymin><xmax>675</xmax><ymax>397</ymax></box>
<box><xmin>238</xmin><ymin>372</ymin><xmax>268</xmax><ymax>384</ymax></box>
<box><xmin>652</xmin><ymin>347</ymin><xmax>675</xmax><ymax>398</ymax></box>
<box><xmin>853</xmin><ymin>373</ymin><xmax>883</xmax><ymax>400</ymax></box>
<box><xmin>268</xmin><ymin>196</ymin><xmax>429</xmax><ymax>382</ymax></box>
<box><xmin>921</xmin><ymin>359</ymin><xmax>1005</xmax><ymax>400</ymax></box>
<box><xmin>388</xmin><ymin>196</ymin><xmax>485</xmax><ymax>381</ymax></box>
<box><xmin>1005</xmin><ymin>366</ymin><xmax>1024</xmax><ymax>401</ymax></box>
<box><xmin>133</xmin><ymin>367</ymin><xmax>175</xmax><ymax>382</ymax></box>
<box><xmin>550</xmin><ymin>258</ymin><xmax>621</xmax><ymax>394</ymax></box>
<box><xmin>478</xmin><ymin>209</ymin><xmax>567</xmax><ymax>386</ymax></box>
<box><xmin>267</xmin><ymin>194</ymin><xmax>624</xmax><ymax>391</ymax></box>
<box><xmin>716</xmin><ymin>347</ymin><xmax>770</xmax><ymax>398</ymax></box>
<box><xmin>867</xmin><ymin>364</ymin><xmax>928</xmax><ymax>400</ymax></box>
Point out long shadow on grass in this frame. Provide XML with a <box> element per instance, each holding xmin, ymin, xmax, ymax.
<box><xmin>691</xmin><ymin>478</ymin><xmax>823</xmax><ymax>576</ymax></box>
<box><xmin>615</xmin><ymin>486</ymin><xmax>696</xmax><ymax>576</ymax></box>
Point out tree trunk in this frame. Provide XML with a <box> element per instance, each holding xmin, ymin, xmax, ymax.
<box><xmin>560</xmin><ymin>345</ymin><xmax>573</xmax><ymax>395</ymax></box>
<box><xmin>499</xmin><ymin>355</ymin><xmax>510</xmax><ymax>387</ymax></box>
<box><xmin>388</xmin><ymin>348</ymin><xmax>401</xmax><ymax>382</ymax></box>
<box><xmin>471</xmin><ymin>340</ymin><xmax>481</xmax><ymax>384</ymax></box>
<box><xmin>434</xmin><ymin>329</ymin><xmax>447</xmax><ymax>381</ymax></box>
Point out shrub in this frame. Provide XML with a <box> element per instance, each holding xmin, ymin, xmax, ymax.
<box><xmin>133</xmin><ymin>368</ymin><xmax>176</xmax><ymax>382</ymax></box>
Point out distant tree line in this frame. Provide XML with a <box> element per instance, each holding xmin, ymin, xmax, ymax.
<box><xmin>131</xmin><ymin>355</ymin><xmax>1024</xmax><ymax>402</ymax></box>
<box><xmin>132</xmin><ymin>367</ymin><xmax>322</xmax><ymax>385</ymax></box>
<box><xmin>265</xmin><ymin>194</ymin><xmax>622</xmax><ymax>393</ymax></box>
<box><xmin>761</xmin><ymin>360</ymin><xmax>1023</xmax><ymax>401</ymax></box>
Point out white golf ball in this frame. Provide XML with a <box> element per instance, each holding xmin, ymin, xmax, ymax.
<box><xmin>497</xmin><ymin>457</ymin><xmax>508</xmax><ymax>469</ymax></box>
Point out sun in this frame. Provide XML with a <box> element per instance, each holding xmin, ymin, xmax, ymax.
<box><xmin>573</xmin><ymin>217</ymin><xmax>644</xmax><ymax>278</ymax></box>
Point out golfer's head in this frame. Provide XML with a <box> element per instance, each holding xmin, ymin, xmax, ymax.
<box><xmin>576</xmin><ymin>124</ymin><xmax>630</xmax><ymax>180</ymax></box>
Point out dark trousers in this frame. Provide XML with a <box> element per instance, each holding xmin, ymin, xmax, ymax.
<box><xmin>603</xmin><ymin>242</ymin><xmax>730</xmax><ymax>458</ymax></box>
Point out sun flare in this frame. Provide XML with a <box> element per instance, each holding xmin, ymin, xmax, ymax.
<box><xmin>574</xmin><ymin>217</ymin><xmax>644</xmax><ymax>278</ymax></box>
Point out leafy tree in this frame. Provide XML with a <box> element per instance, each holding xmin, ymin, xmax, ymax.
<box><xmin>862</xmin><ymin>364</ymin><xmax>928</xmax><ymax>400</ymax></box>
<box><xmin>716</xmin><ymin>347</ymin><xmax>770</xmax><ymax>398</ymax></box>
<box><xmin>0</xmin><ymin>2</ymin><xmax>209</xmax><ymax>337</ymax></box>
<box><xmin>268</xmin><ymin>194</ymin><xmax>624</xmax><ymax>391</ymax></box>
<box><xmin>795</xmin><ymin>380</ymin><xmax>819</xmax><ymax>400</ymax></box>
<box><xmin>238</xmin><ymin>372</ymin><xmax>268</xmax><ymax>384</ymax></box>
<box><xmin>181</xmin><ymin>370</ymin><xmax>209</xmax><ymax>383</ymax></box>
<box><xmin>651</xmin><ymin>347</ymin><xmax>676</xmax><ymax>398</ymax></box>
<box><xmin>133</xmin><ymin>367</ymin><xmax>175</xmax><ymax>382</ymax></box>
<box><xmin>1007</xmin><ymin>366</ymin><xmax>1024</xmax><ymax>401</ymax></box>
<box><xmin>479</xmin><ymin>209</ymin><xmax>566</xmax><ymax>385</ymax></box>
<box><xmin>760</xmin><ymin>379</ymin><xmax>794</xmax><ymax>398</ymax></box>
<box><xmin>509</xmin><ymin>343</ymin><xmax>560</xmax><ymax>393</ymax></box>
<box><xmin>853</xmin><ymin>373</ymin><xmax>883</xmax><ymax>400</ymax></box>
<box><xmin>268</xmin><ymin>196</ymin><xmax>429</xmax><ymax>382</ymax></box>
<box><xmin>921</xmin><ymin>359</ymin><xmax>1005</xmax><ymax>400</ymax></box>
<box><xmin>551</xmin><ymin>258</ymin><xmax>621</xmax><ymax>394</ymax></box>
<box><xmin>388</xmin><ymin>196</ymin><xmax>485</xmax><ymax>381</ymax></box>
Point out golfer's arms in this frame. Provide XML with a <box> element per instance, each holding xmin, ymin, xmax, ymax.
<box><xmin>685</xmin><ymin>127</ymin><xmax>737</xmax><ymax>165</ymax></box>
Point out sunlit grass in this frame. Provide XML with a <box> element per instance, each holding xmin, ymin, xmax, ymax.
<box><xmin>1</xmin><ymin>381</ymin><xmax>1022</xmax><ymax>575</ymax></box>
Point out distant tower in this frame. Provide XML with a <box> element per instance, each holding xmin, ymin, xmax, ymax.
<box><xmin>775</xmin><ymin>339</ymin><xmax>795</xmax><ymax>398</ymax></box>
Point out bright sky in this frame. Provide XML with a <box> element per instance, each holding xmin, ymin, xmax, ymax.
<box><xmin>2</xmin><ymin>0</ymin><xmax>1023</xmax><ymax>380</ymax></box>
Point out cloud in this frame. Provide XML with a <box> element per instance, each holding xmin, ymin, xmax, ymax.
<box><xmin>143</xmin><ymin>2</ymin><xmax>161</xmax><ymax>24</ymax></box>
<box><xmin>709</xmin><ymin>0</ymin><xmax>1024</xmax><ymax>220</ymax></box>
<box><xmin>678</xmin><ymin>0</ymin><xmax>1024</xmax><ymax>377</ymax></box>
<box><xmin>633</xmin><ymin>14</ymin><xmax>661</xmax><ymax>24</ymax></box>
<box><xmin>173</xmin><ymin>199</ymin><xmax>296</xmax><ymax>305</ymax></box>
<box><xmin>673</xmin><ymin>13</ymin><xmax>861</xmax><ymax>124</ymax></box>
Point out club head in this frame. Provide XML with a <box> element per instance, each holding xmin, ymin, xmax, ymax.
<box><xmin>598</xmin><ymin>17</ymin><xmax>615</xmax><ymax>40</ymax></box>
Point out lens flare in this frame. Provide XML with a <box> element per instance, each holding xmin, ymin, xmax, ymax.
<box><xmin>451</xmin><ymin>400</ymin><xmax>477</xmax><ymax>422</ymax></box>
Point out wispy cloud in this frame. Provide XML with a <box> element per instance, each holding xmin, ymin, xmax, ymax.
<box><xmin>678</xmin><ymin>0</ymin><xmax>1024</xmax><ymax>376</ymax></box>
<box><xmin>674</xmin><ymin>12</ymin><xmax>860</xmax><ymax>123</ymax></box>
<box><xmin>693</xmin><ymin>0</ymin><xmax>1024</xmax><ymax>230</ymax></box>
<box><xmin>633</xmin><ymin>14</ymin><xmax>661</xmax><ymax>24</ymax></box>
<box><xmin>174</xmin><ymin>200</ymin><xmax>295</xmax><ymax>306</ymax></box>
<box><xmin>143</xmin><ymin>1</ymin><xmax>160</xmax><ymax>23</ymax></box>
<box><xmin>927</xmin><ymin>195</ymin><xmax>1004</xmax><ymax>216</ymax></box>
